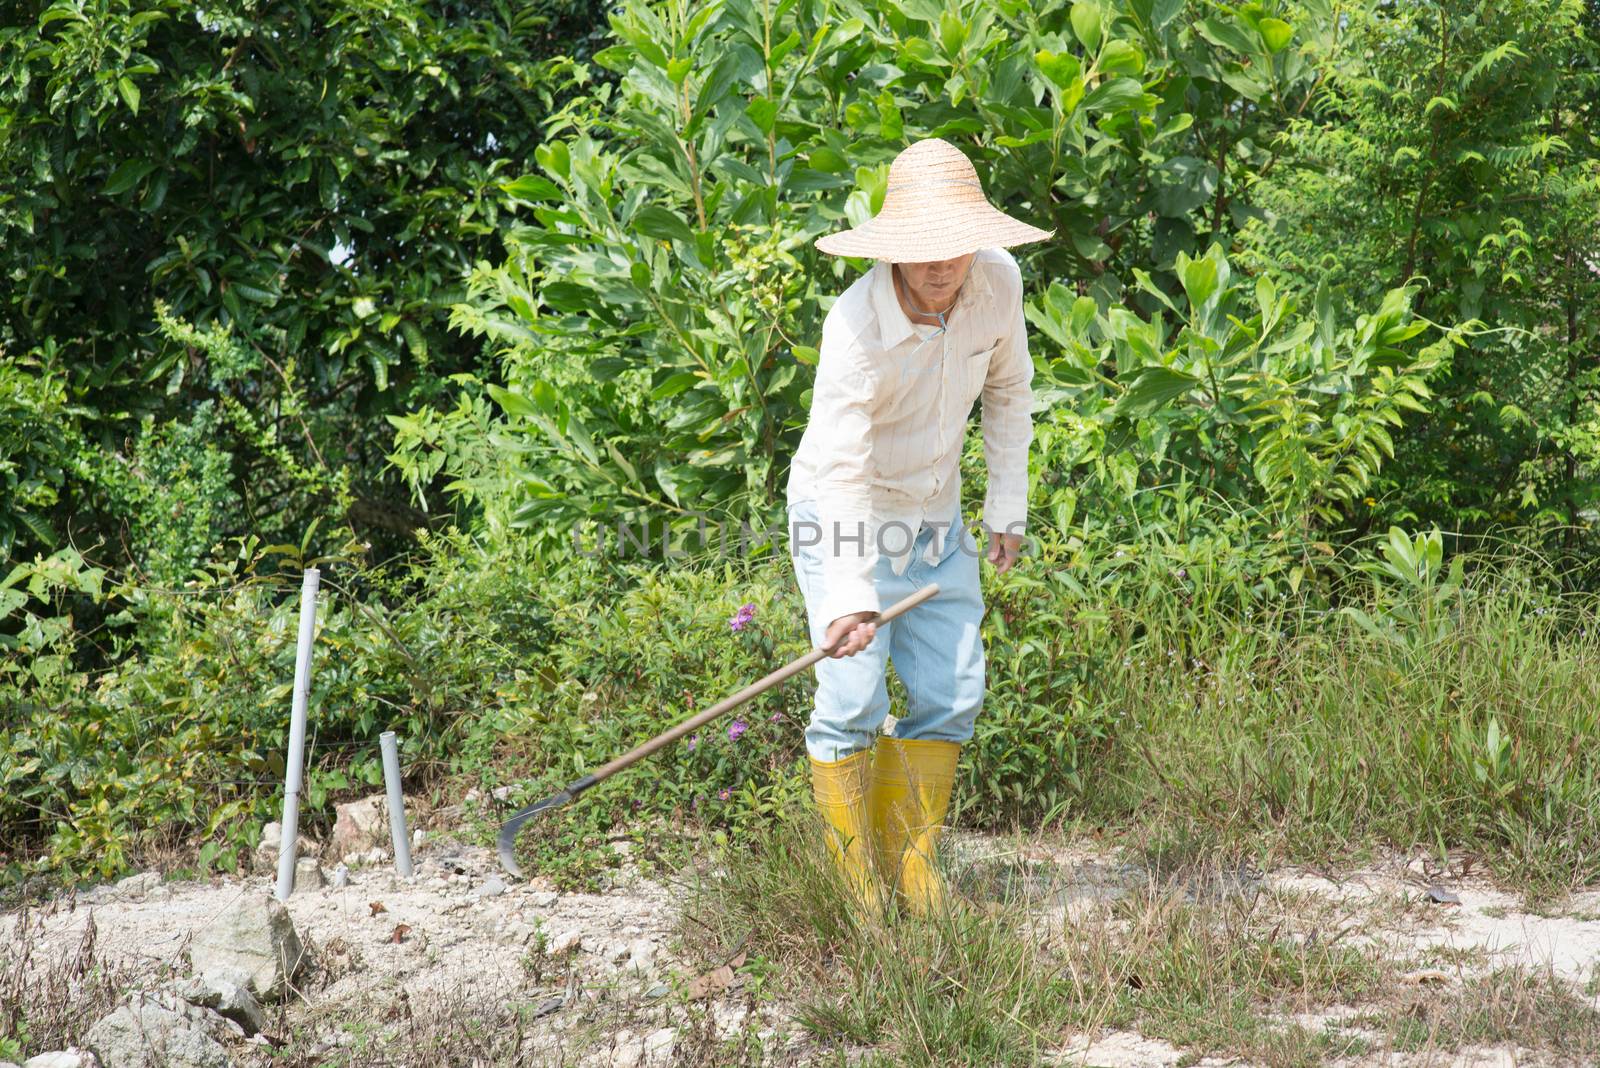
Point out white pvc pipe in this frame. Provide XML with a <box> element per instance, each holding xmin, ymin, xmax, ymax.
<box><xmin>379</xmin><ymin>731</ymin><xmax>414</xmax><ymax>877</ymax></box>
<box><xmin>275</xmin><ymin>568</ymin><xmax>321</xmax><ymax>901</ymax></box>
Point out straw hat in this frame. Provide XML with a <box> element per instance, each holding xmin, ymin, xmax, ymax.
<box><xmin>815</xmin><ymin>138</ymin><xmax>1052</xmax><ymax>263</ymax></box>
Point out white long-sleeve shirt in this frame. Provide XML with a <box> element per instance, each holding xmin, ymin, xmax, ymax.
<box><xmin>786</xmin><ymin>247</ymin><xmax>1035</xmax><ymax>625</ymax></box>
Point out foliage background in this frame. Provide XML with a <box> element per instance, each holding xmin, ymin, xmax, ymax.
<box><xmin>1</xmin><ymin>0</ymin><xmax>1598</xmax><ymax>889</ymax></box>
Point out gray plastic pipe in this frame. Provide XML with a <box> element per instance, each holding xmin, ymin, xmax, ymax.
<box><xmin>275</xmin><ymin>568</ymin><xmax>320</xmax><ymax>901</ymax></box>
<box><xmin>380</xmin><ymin>731</ymin><xmax>414</xmax><ymax>877</ymax></box>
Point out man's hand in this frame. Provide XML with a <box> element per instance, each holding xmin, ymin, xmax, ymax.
<box><xmin>987</xmin><ymin>531</ymin><xmax>1024</xmax><ymax>574</ymax></box>
<box><xmin>823</xmin><ymin>610</ymin><xmax>877</xmax><ymax>657</ymax></box>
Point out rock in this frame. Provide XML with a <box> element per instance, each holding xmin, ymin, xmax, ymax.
<box><xmin>253</xmin><ymin>832</ymin><xmax>317</xmax><ymax>871</ymax></box>
<box><xmin>478</xmin><ymin>875</ymin><xmax>506</xmax><ymax>898</ymax></box>
<box><xmin>114</xmin><ymin>872</ymin><xmax>161</xmax><ymax>901</ymax></box>
<box><xmin>548</xmin><ymin>930</ymin><xmax>583</xmax><ymax>955</ymax></box>
<box><xmin>628</xmin><ymin>939</ymin><xmax>657</xmax><ymax>973</ymax></box>
<box><xmin>605</xmin><ymin>940</ymin><xmax>632</xmax><ymax>964</ymax></box>
<box><xmin>495</xmin><ymin>922</ymin><xmax>535</xmax><ymax>946</ymax></box>
<box><xmin>84</xmin><ymin>1001</ymin><xmax>229</xmax><ymax>1068</ymax></box>
<box><xmin>328</xmin><ymin>864</ymin><xmax>350</xmax><ymax>889</ymax></box>
<box><xmin>173</xmin><ymin>976</ymin><xmax>269</xmax><ymax>1035</ymax></box>
<box><xmin>527</xmin><ymin>890</ymin><xmax>558</xmax><ymax>908</ymax></box>
<box><xmin>608</xmin><ymin>1029</ymin><xmax>643</xmax><ymax>1068</ymax></box>
<box><xmin>411</xmin><ymin>829</ymin><xmax>425</xmax><ymax>849</ymax></box>
<box><xmin>189</xmin><ymin>893</ymin><xmax>310</xmax><ymax>1002</ymax></box>
<box><xmin>293</xmin><ymin>856</ymin><xmax>323</xmax><ymax>891</ymax></box>
<box><xmin>642</xmin><ymin>1027</ymin><xmax>676</xmax><ymax>1067</ymax></box>
<box><xmin>259</xmin><ymin>821</ymin><xmax>281</xmax><ymax>846</ymax></box>
<box><xmin>330</xmin><ymin>793</ymin><xmax>388</xmax><ymax>855</ymax></box>
<box><xmin>341</xmin><ymin>847</ymin><xmax>389</xmax><ymax>869</ymax></box>
<box><xmin>712</xmin><ymin>1002</ymin><xmax>748</xmax><ymax>1037</ymax></box>
<box><xmin>23</xmin><ymin>1053</ymin><xmax>90</xmax><ymax>1068</ymax></box>
<box><xmin>492</xmin><ymin>785</ymin><xmax>513</xmax><ymax>801</ymax></box>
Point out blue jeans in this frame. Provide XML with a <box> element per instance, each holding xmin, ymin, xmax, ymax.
<box><xmin>787</xmin><ymin>498</ymin><xmax>987</xmax><ymax>762</ymax></box>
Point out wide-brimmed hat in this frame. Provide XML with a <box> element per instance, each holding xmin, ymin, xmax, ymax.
<box><xmin>815</xmin><ymin>138</ymin><xmax>1052</xmax><ymax>263</ymax></box>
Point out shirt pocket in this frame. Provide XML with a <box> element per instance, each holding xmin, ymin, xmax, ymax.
<box><xmin>959</xmin><ymin>344</ymin><xmax>997</xmax><ymax>407</ymax></box>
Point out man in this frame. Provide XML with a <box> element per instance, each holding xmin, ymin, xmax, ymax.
<box><xmin>786</xmin><ymin>137</ymin><xmax>1049</xmax><ymax>913</ymax></box>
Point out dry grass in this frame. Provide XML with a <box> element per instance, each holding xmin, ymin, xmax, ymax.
<box><xmin>0</xmin><ymin>906</ymin><xmax>156</xmax><ymax>1059</ymax></box>
<box><xmin>680</xmin><ymin>813</ymin><xmax>1600</xmax><ymax>1067</ymax></box>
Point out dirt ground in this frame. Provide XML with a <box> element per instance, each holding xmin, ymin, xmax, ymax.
<box><xmin>8</xmin><ymin>831</ymin><xmax>1600</xmax><ymax>1066</ymax></box>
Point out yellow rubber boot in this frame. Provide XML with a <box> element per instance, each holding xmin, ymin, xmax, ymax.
<box><xmin>869</xmin><ymin>737</ymin><xmax>960</xmax><ymax>915</ymax></box>
<box><xmin>809</xmin><ymin>750</ymin><xmax>880</xmax><ymax>910</ymax></box>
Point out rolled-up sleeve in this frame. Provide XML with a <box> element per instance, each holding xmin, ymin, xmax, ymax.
<box><xmin>811</xmin><ymin>308</ymin><xmax>882</xmax><ymax>624</ymax></box>
<box><xmin>980</xmin><ymin>276</ymin><xmax>1035</xmax><ymax>537</ymax></box>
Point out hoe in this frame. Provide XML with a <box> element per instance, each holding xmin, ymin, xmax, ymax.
<box><xmin>497</xmin><ymin>584</ymin><xmax>940</xmax><ymax>877</ymax></box>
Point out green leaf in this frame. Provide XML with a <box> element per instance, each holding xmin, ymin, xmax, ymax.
<box><xmin>1258</xmin><ymin>17</ymin><xmax>1293</xmax><ymax>53</ymax></box>
<box><xmin>1082</xmin><ymin>77</ymin><xmax>1144</xmax><ymax>113</ymax></box>
<box><xmin>808</xmin><ymin>147</ymin><xmax>849</xmax><ymax>173</ymax></box>
<box><xmin>501</xmin><ymin>175</ymin><xmax>562</xmax><ymax>202</ymax></box>
<box><xmin>1100</xmin><ymin>40</ymin><xmax>1144</xmax><ymax>77</ymax></box>
<box><xmin>103</xmin><ymin>160</ymin><xmax>155</xmax><ymax>196</ymax></box>
<box><xmin>1034</xmin><ymin>50</ymin><xmax>1082</xmax><ymax>92</ymax></box>
<box><xmin>1116</xmin><ymin>366</ymin><xmax>1200</xmax><ymax>418</ymax></box>
<box><xmin>746</xmin><ymin>97</ymin><xmax>778</xmax><ymax>135</ymax></box>
<box><xmin>487</xmin><ymin>384</ymin><xmax>538</xmax><ymax>419</ymax></box>
<box><xmin>1195</xmin><ymin>16</ymin><xmax>1257</xmax><ymax>56</ymax></box>
<box><xmin>650</xmin><ymin>372</ymin><xmax>700</xmax><ymax>400</ymax></box>
<box><xmin>1070</xmin><ymin>1</ymin><xmax>1102</xmax><ymax>52</ymax></box>
<box><xmin>633</xmin><ymin>205</ymin><xmax>695</xmax><ymax>243</ymax></box>
<box><xmin>938</xmin><ymin>11</ymin><xmax>968</xmax><ymax>55</ymax></box>
<box><xmin>1180</xmin><ymin>255</ymin><xmax>1218</xmax><ymax>308</ymax></box>
<box><xmin>116</xmin><ymin>76</ymin><xmax>141</xmax><ymax>114</ymax></box>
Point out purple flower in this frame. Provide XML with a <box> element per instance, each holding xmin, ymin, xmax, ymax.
<box><xmin>718</xmin><ymin>787</ymin><xmax>732</xmax><ymax>801</ymax></box>
<box><xmin>769</xmin><ymin>711</ymin><xmax>783</xmax><ymax>723</ymax></box>
<box><xmin>688</xmin><ymin>734</ymin><xmax>698</xmax><ymax>751</ymax></box>
<box><xmin>728</xmin><ymin>601</ymin><xmax>757</xmax><ymax>632</ymax></box>
<box><xmin>727</xmin><ymin>719</ymin><xmax>747</xmax><ymax>742</ymax></box>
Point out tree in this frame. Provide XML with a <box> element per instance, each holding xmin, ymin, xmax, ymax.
<box><xmin>0</xmin><ymin>0</ymin><xmax>607</xmax><ymax>578</ymax></box>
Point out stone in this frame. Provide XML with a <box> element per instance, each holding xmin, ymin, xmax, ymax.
<box><xmin>114</xmin><ymin>872</ymin><xmax>161</xmax><ymax>901</ymax></box>
<box><xmin>189</xmin><ymin>893</ymin><xmax>310</xmax><ymax>1002</ymax></box>
<box><xmin>173</xmin><ymin>976</ymin><xmax>269</xmax><ymax>1035</ymax></box>
<box><xmin>478</xmin><ymin>875</ymin><xmax>506</xmax><ymax>898</ymax></box>
<box><xmin>548</xmin><ymin>930</ymin><xmax>582</xmax><ymax>955</ymax></box>
<box><xmin>712</xmin><ymin>1002</ymin><xmax>749</xmax><ymax>1037</ymax></box>
<box><xmin>642</xmin><ymin>1027</ymin><xmax>676</xmax><ymax>1067</ymax></box>
<box><xmin>604</xmin><ymin>940</ymin><xmax>631</xmax><ymax>964</ymax></box>
<box><xmin>22</xmin><ymin>1053</ymin><xmax>89</xmax><ymax>1068</ymax></box>
<box><xmin>330</xmin><ymin>793</ymin><xmax>388</xmax><ymax>855</ymax></box>
<box><xmin>328</xmin><ymin>864</ymin><xmax>350</xmax><ymax>889</ymax></box>
<box><xmin>608</xmin><ymin>1029</ymin><xmax>642</xmax><ymax>1068</ymax></box>
<box><xmin>411</xmin><ymin>829</ymin><xmax>426</xmax><ymax>849</ymax></box>
<box><xmin>253</xmin><ymin>831</ymin><xmax>317</xmax><ymax>871</ymax></box>
<box><xmin>627</xmin><ymin>939</ymin><xmax>657</xmax><ymax>973</ymax></box>
<box><xmin>293</xmin><ymin>856</ymin><xmax>323</xmax><ymax>891</ymax></box>
<box><xmin>341</xmin><ymin>847</ymin><xmax>388</xmax><ymax>869</ymax></box>
<box><xmin>527</xmin><ymin>890</ymin><xmax>558</xmax><ymax>908</ymax></box>
<box><xmin>84</xmin><ymin>1001</ymin><xmax>229</xmax><ymax>1068</ymax></box>
<box><xmin>495</xmin><ymin>922</ymin><xmax>535</xmax><ymax>947</ymax></box>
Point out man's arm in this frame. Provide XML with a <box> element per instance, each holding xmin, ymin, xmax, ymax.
<box><xmin>980</xmin><ymin>268</ymin><xmax>1035</xmax><ymax>556</ymax></box>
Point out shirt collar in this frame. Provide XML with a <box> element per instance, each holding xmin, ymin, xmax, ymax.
<box><xmin>870</xmin><ymin>256</ymin><xmax>996</xmax><ymax>349</ymax></box>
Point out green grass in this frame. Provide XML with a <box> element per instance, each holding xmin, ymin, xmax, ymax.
<box><xmin>679</xmin><ymin>798</ymin><xmax>1600</xmax><ymax>1067</ymax></box>
<box><xmin>1045</xmin><ymin>565</ymin><xmax>1600</xmax><ymax>901</ymax></box>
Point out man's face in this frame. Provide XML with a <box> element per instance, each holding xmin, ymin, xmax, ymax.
<box><xmin>897</xmin><ymin>253</ymin><xmax>976</xmax><ymax>308</ymax></box>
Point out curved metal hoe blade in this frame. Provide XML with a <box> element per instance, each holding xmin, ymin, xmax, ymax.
<box><xmin>496</xmin><ymin>789</ymin><xmax>573</xmax><ymax>878</ymax></box>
